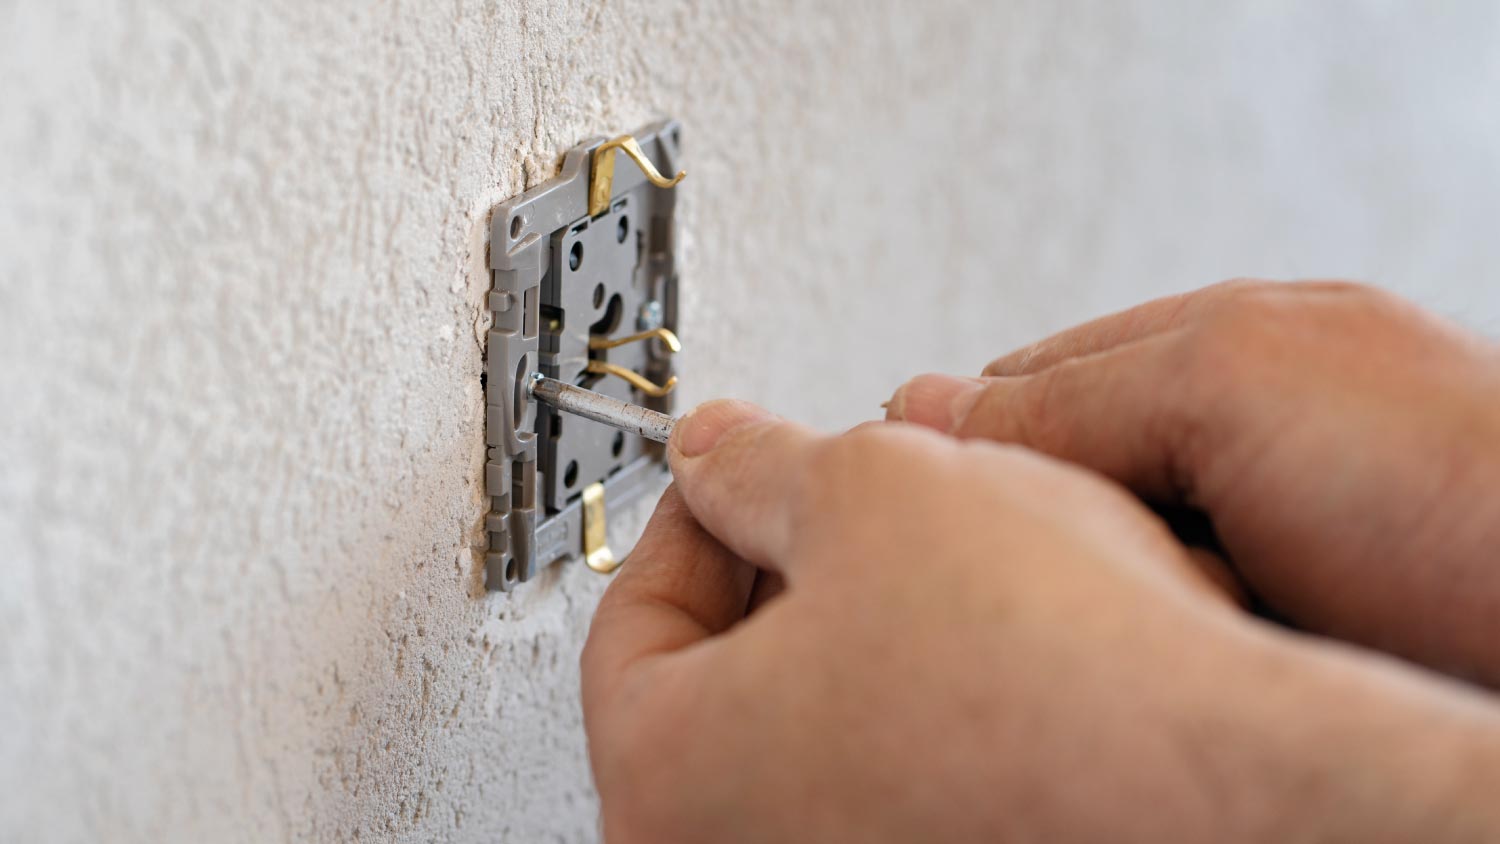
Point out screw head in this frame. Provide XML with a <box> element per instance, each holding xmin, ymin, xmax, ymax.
<box><xmin>637</xmin><ymin>300</ymin><xmax>664</xmax><ymax>330</ymax></box>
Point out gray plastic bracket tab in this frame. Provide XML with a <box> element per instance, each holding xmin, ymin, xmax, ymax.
<box><xmin>484</xmin><ymin>118</ymin><xmax>682</xmax><ymax>591</ymax></box>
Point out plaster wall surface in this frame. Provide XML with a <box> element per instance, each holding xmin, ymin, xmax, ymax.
<box><xmin>4</xmin><ymin>2</ymin><xmax>1500</xmax><ymax>841</ymax></box>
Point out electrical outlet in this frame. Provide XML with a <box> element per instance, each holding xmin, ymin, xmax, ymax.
<box><xmin>484</xmin><ymin>119</ymin><xmax>683</xmax><ymax>591</ymax></box>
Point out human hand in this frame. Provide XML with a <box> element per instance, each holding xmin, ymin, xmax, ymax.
<box><xmin>888</xmin><ymin>281</ymin><xmax>1500</xmax><ymax>684</ymax></box>
<box><xmin>581</xmin><ymin>400</ymin><xmax>1500</xmax><ymax>843</ymax></box>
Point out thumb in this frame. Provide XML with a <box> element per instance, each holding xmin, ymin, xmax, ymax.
<box><xmin>667</xmin><ymin>399</ymin><xmax>823</xmax><ymax>574</ymax></box>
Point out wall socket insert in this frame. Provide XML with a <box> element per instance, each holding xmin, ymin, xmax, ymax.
<box><xmin>484</xmin><ymin>119</ymin><xmax>684</xmax><ymax>592</ymax></box>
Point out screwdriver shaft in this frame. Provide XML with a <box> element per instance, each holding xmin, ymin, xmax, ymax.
<box><xmin>527</xmin><ymin>374</ymin><xmax>677</xmax><ymax>444</ymax></box>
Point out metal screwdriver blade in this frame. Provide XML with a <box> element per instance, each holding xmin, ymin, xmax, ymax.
<box><xmin>526</xmin><ymin>374</ymin><xmax>677</xmax><ymax>444</ymax></box>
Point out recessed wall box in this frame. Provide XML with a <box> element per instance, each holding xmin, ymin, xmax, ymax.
<box><xmin>484</xmin><ymin>119</ymin><xmax>684</xmax><ymax>591</ymax></box>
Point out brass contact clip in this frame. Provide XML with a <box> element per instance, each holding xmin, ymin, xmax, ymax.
<box><xmin>581</xmin><ymin>482</ymin><xmax>619</xmax><ymax>573</ymax></box>
<box><xmin>588</xmin><ymin>135</ymin><xmax>686</xmax><ymax>217</ymax></box>
<box><xmin>586</xmin><ymin>327</ymin><xmax>682</xmax><ymax>398</ymax></box>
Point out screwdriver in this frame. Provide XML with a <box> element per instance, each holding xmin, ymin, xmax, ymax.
<box><xmin>526</xmin><ymin>373</ymin><xmax>677</xmax><ymax>444</ymax></box>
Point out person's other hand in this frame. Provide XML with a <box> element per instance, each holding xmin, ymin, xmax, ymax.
<box><xmin>888</xmin><ymin>281</ymin><xmax>1500</xmax><ymax>685</ymax></box>
<box><xmin>581</xmin><ymin>401</ymin><xmax>1500</xmax><ymax>843</ymax></box>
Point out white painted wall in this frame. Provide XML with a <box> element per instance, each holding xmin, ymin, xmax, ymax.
<box><xmin>5</xmin><ymin>2</ymin><xmax>1500</xmax><ymax>841</ymax></box>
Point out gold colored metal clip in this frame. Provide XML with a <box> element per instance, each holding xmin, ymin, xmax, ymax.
<box><xmin>582</xmin><ymin>482</ymin><xmax>619</xmax><ymax>573</ymax></box>
<box><xmin>585</xmin><ymin>361</ymin><xmax>678</xmax><ymax>397</ymax></box>
<box><xmin>587</xmin><ymin>327</ymin><xmax>682</xmax><ymax>354</ymax></box>
<box><xmin>588</xmin><ymin>135</ymin><xmax>686</xmax><ymax>217</ymax></box>
<box><xmin>586</xmin><ymin>327</ymin><xmax>681</xmax><ymax>397</ymax></box>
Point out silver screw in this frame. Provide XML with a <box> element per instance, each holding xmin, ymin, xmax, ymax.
<box><xmin>637</xmin><ymin>300</ymin><xmax>664</xmax><ymax>331</ymax></box>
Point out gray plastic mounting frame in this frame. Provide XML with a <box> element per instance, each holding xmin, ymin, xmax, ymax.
<box><xmin>485</xmin><ymin>119</ymin><xmax>682</xmax><ymax>591</ymax></box>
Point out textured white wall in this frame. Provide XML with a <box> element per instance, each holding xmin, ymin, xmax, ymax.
<box><xmin>4</xmin><ymin>1</ymin><xmax>1500</xmax><ymax>841</ymax></box>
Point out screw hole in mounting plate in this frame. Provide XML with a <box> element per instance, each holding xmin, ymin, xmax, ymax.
<box><xmin>505</xmin><ymin>557</ymin><xmax>518</xmax><ymax>581</ymax></box>
<box><xmin>569</xmin><ymin>241</ymin><xmax>584</xmax><ymax>271</ymax></box>
<box><xmin>611</xmin><ymin>431</ymin><xmax>624</xmax><ymax>457</ymax></box>
<box><xmin>592</xmin><ymin>283</ymin><xmax>605</xmax><ymax>309</ymax></box>
<box><xmin>509</xmin><ymin>214</ymin><xmax>523</xmax><ymax>239</ymax></box>
<box><xmin>616</xmin><ymin>216</ymin><xmax>629</xmax><ymax>243</ymax></box>
<box><xmin>564</xmin><ymin>460</ymin><xmax>579</xmax><ymax>488</ymax></box>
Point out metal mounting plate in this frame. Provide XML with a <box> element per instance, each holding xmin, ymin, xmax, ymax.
<box><xmin>484</xmin><ymin>119</ymin><xmax>682</xmax><ymax>591</ymax></box>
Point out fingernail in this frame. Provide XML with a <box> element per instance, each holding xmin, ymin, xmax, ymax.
<box><xmin>886</xmin><ymin>374</ymin><xmax>985</xmax><ymax>431</ymax></box>
<box><xmin>673</xmin><ymin>399</ymin><xmax>775</xmax><ymax>458</ymax></box>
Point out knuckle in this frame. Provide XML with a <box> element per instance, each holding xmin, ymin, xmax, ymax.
<box><xmin>804</xmin><ymin>426</ymin><xmax>908</xmax><ymax>491</ymax></box>
<box><xmin>1202</xmin><ymin>276</ymin><xmax>1276</xmax><ymax>299</ymax></box>
<box><xmin>1193</xmin><ymin>278</ymin><xmax>1405</xmax><ymax>351</ymax></box>
<box><xmin>1202</xmin><ymin>282</ymin><xmax>1287</xmax><ymax>327</ymax></box>
<box><xmin>1203</xmin><ymin>276</ymin><xmax>1373</xmax><ymax>303</ymax></box>
<box><xmin>812</xmin><ymin>423</ymin><xmax>897</xmax><ymax>466</ymax></box>
<box><xmin>849</xmin><ymin>423</ymin><xmax>938</xmax><ymax>470</ymax></box>
<box><xmin>1287</xmin><ymin>278</ymin><xmax>1418</xmax><ymax>323</ymax></box>
<box><xmin>1312</xmin><ymin>280</ymin><xmax>1430</xmax><ymax>325</ymax></box>
<box><xmin>1198</xmin><ymin>278</ymin><xmax>1373</xmax><ymax>325</ymax></box>
<box><xmin>1186</xmin><ymin>284</ymin><xmax>1302</xmax><ymax>360</ymax></box>
<box><xmin>1288</xmin><ymin>277</ymin><xmax>1381</xmax><ymax>299</ymax></box>
<box><xmin>1174</xmin><ymin>315</ymin><xmax>1262</xmax><ymax>393</ymax></box>
<box><xmin>1170</xmin><ymin>278</ymin><xmax>1420</xmax><ymax>400</ymax></box>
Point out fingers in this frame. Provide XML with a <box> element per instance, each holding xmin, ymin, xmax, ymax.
<box><xmin>890</xmin><ymin>333</ymin><xmax>1213</xmax><ymax>502</ymax></box>
<box><xmin>581</xmin><ymin>485</ymin><xmax>756</xmax><ymax>720</ymax></box>
<box><xmin>1184</xmin><ymin>546</ymin><xmax>1249</xmax><ymax>608</ymax></box>
<box><xmin>746</xmin><ymin>570</ymin><xmax>786</xmax><ymax>614</ymax></box>
<box><xmin>667</xmin><ymin>400</ymin><xmax>825</xmax><ymax>574</ymax></box>
<box><xmin>885</xmin><ymin>373</ymin><xmax>986</xmax><ymax>431</ymax></box>
<box><xmin>981</xmin><ymin>279</ymin><xmax>1262</xmax><ymax>376</ymax></box>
